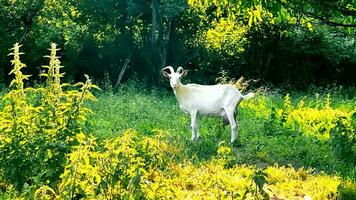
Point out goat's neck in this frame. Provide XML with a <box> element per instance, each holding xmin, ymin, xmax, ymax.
<box><xmin>173</xmin><ymin>84</ymin><xmax>188</xmax><ymax>104</ymax></box>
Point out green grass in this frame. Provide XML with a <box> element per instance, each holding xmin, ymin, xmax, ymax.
<box><xmin>1</xmin><ymin>82</ymin><xmax>355</xmax><ymax>199</ymax></box>
<box><xmin>86</xmin><ymin>83</ymin><xmax>356</xmax><ymax>182</ymax></box>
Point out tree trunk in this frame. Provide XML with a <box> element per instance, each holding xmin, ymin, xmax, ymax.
<box><xmin>19</xmin><ymin>22</ymin><xmax>30</xmax><ymax>43</ymax></box>
<box><xmin>114</xmin><ymin>52</ymin><xmax>132</xmax><ymax>93</ymax></box>
<box><xmin>263</xmin><ymin>51</ymin><xmax>273</xmax><ymax>76</ymax></box>
<box><xmin>160</xmin><ymin>21</ymin><xmax>172</xmax><ymax>68</ymax></box>
<box><xmin>151</xmin><ymin>0</ymin><xmax>173</xmax><ymax>85</ymax></box>
<box><xmin>19</xmin><ymin>3</ymin><xmax>43</xmax><ymax>43</ymax></box>
<box><xmin>151</xmin><ymin>0</ymin><xmax>159</xmax><ymax>45</ymax></box>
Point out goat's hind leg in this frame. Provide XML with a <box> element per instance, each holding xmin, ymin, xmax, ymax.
<box><xmin>222</xmin><ymin>112</ymin><xmax>229</xmax><ymax>126</ymax></box>
<box><xmin>225</xmin><ymin>109</ymin><xmax>238</xmax><ymax>143</ymax></box>
<box><xmin>222</xmin><ymin>109</ymin><xmax>238</xmax><ymax>126</ymax></box>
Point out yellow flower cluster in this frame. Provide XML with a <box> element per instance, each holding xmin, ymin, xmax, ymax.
<box><xmin>275</xmin><ymin>94</ymin><xmax>353</xmax><ymax>140</ymax></box>
<box><xmin>31</xmin><ymin>130</ymin><xmax>341</xmax><ymax>200</ymax></box>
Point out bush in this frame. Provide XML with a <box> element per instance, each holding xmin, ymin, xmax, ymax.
<box><xmin>0</xmin><ymin>43</ymin><xmax>98</xmax><ymax>190</ymax></box>
<box><xmin>329</xmin><ymin>114</ymin><xmax>356</xmax><ymax>164</ymax></box>
<box><xmin>35</xmin><ymin>129</ymin><xmax>171</xmax><ymax>199</ymax></box>
<box><xmin>264</xmin><ymin>94</ymin><xmax>352</xmax><ymax>140</ymax></box>
<box><xmin>337</xmin><ymin>181</ymin><xmax>356</xmax><ymax>200</ymax></box>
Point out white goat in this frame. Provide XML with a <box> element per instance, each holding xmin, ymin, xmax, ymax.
<box><xmin>162</xmin><ymin>66</ymin><xmax>254</xmax><ymax>143</ymax></box>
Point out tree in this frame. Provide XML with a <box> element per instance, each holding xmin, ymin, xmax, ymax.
<box><xmin>0</xmin><ymin>0</ymin><xmax>355</xmax><ymax>87</ymax></box>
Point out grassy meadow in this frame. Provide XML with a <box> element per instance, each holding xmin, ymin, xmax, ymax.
<box><xmin>1</xmin><ymin>0</ymin><xmax>356</xmax><ymax>198</ymax></box>
<box><xmin>72</xmin><ymin>81</ymin><xmax>355</xmax><ymax>199</ymax></box>
<box><xmin>88</xmin><ymin>82</ymin><xmax>356</xmax><ymax>168</ymax></box>
<box><xmin>1</xmin><ymin>74</ymin><xmax>355</xmax><ymax>199</ymax></box>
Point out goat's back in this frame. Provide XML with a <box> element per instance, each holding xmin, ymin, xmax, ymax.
<box><xmin>186</xmin><ymin>83</ymin><xmax>237</xmax><ymax>90</ymax></box>
<box><xmin>176</xmin><ymin>84</ymin><xmax>242</xmax><ymax>115</ymax></box>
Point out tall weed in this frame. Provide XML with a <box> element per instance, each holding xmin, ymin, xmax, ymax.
<box><xmin>0</xmin><ymin>43</ymin><xmax>98</xmax><ymax>191</ymax></box>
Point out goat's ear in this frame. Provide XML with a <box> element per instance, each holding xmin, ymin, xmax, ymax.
<box><xmin>180</xmin><ymin>69</ymin><xmax>188</xmax><ymax>77</ymax></box>
<box><xmin>162</xmin><ymin>70</ymin><xmax>170</xmax><ymax>78</ymax></box>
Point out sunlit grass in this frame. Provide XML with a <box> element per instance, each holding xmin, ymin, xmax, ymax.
<box><xmin>1</xmin><ymin>82</ymin><xmax>355</xmax><ymax>198</ymax></box>
<box><xmin>86</xmin><ymin>83</ymin><xmax>355</xmax><ymax>182</ymax></box>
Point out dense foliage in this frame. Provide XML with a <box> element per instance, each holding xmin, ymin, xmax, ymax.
<box><xmin>0</xmin><ymin>43</ymin><xmax>99</xmax><ymax>191</ymax></box>
<box><xmin>0</xmin><ymin>0</ymin><xmax>356</xmax><ymax>198</ymax></box>
<box><xmin>0</xmin><ymin>0</ymin><xmax>355</xmax><ymax>88</ymax></box>
<box><xmin>0</xmin><ymin>43</ymin><xmax>355</xmax><ymax>199</ymax></box>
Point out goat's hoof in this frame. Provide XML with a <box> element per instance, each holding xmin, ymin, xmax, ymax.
<box><xmin>191</xmin><ymin>137</ymin><xmax>199</xmax><ymax>141</ymax></box>
<box><xmin>230</xmin><ymin>140</ymin><xmax>242</xmax><ymax>147</ymax></box>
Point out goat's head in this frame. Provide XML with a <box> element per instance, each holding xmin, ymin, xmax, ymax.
<box><xmin>162</xmin><ymin>66</ymin><xmax>188</xmax><ymax>88</ymax></box>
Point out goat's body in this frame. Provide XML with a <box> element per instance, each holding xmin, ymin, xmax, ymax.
<box><xmin>162</xmin><ymin>66</ymin><xmax>254</xmax><ymax>143</ymax></box>
<box><xmin>173</xmin><ymin>83</ymin><xmax>253</xmax><ymax>142</ymax></box>
<box><xmin>174</xmin><ymin>84</ymin><xmax>243</xmax><ymax>116</ymax></box>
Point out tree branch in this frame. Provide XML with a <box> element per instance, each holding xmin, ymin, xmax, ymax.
<box><xmin>304</xmin><ymin>11</ymin><xmax>356</xmax><ymax>27</ymax></box>
<box><xmin>303</xmin><ymin>0</ymin><xmax>356</xmax><ymax>16</ymax></box>
<box><xmin>322</xmin><ymin>20</ymin><xmax>356</xmax><ymax>28</ymax></box>
<box><xmin>19</xmin><ymin>5</ymin><xmax>42</xmax><ymax>43</ymax></box>
<box><xmin>291</xmin><ymin>5</ymin><xmax>356</xmax><ymax>28</ymax></box>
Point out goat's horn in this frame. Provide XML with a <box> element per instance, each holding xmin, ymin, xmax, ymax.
<box><xmin>177</xmin><ymin>67</ymin><xmax>184</xmax><ymax>73</ymax></box>
<box><xmin>162</xmin><ymin>66</ymin><xmax>174</xmax><ymax>74</ymax></box>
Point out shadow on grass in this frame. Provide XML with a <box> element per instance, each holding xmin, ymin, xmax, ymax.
<box><xmin>164</xmin><ymin>114</ymin><xmax>355</xmax><ymax>181</ymax></box>
<box><xmin>87</xmin><ymin>91</ymin><xmax>355</xmax><ymax>181</ymax></box>
<box><xmin>235</xmin><ymin>123</ymin><xmax>355</xmax><ymax>181</ymax></box>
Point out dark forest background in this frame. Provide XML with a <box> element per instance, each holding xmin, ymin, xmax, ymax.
<box><xmin>0</xmin><ymin>0</ymin><xmax>355</xmax><ymax>89</ymax></box>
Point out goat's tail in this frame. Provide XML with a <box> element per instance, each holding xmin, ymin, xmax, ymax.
<box><xmin>242</xmin><ymin>92</ymin><xmax>255</xmax><ymax>100</ymax></box>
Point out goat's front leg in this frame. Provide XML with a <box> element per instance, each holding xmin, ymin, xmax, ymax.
<box><xmin>190</xmin><ymin>110</ymin><xmax>199</xmax><ymax>141</ymax></box>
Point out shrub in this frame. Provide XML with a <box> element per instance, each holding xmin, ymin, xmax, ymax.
<box><xmin>265</xmin><ymin>94</ymin><xmax>352</xmax><ymax>140</ymax></box>
<box><xmin>329</xmin><ymin>113</ymin><xmax>356</xmax><ymax>164</ymax></box>
<box><xmin>0</xmin><ymin>43</ymin><xmax>98</xmax><ymax>190</ymax></box>
<box><xmin>42</xmin><ymin>129</ymin><xmax>171</xmax><ymax>199</ymax></box>
<box><xmin>337</xmin><ymin>181</ymin><xmax>356</xmax><ymax>200</ymax></box>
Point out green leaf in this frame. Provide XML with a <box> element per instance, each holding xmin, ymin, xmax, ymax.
<box><xmin>248</xmin><ymin>15</ymin><xmax>253</xmax><ymax>26</ymax></box>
